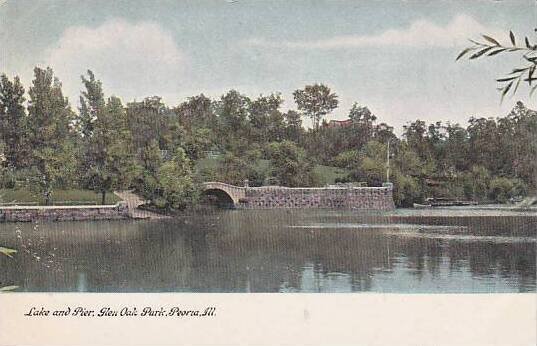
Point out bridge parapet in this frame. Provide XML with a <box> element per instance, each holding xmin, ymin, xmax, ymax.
<box><xmin>202</xmin><ymin>182</ymin><xmax>246</xmax><ymax>205</ymax></box>
<box><xmin>201</xmin><ymin>182</ymin><xmax>395</xmax><ymax>210</ymax></box>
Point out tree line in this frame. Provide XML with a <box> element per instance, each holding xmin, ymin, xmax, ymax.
<box><xmin>0</xmin><ymin>67</ymin><xmax>535</xmax><ymax>209</ymax></box>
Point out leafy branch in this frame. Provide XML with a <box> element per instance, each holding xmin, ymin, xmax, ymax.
<box><xmin>457</xmin><ymin>30</ymin><xmax>537</xmax><ymax>100</ymax></box>
<box><xmin>0</xmin><ymin>246</ymin><xmax>16</xmax><ymax>258</ymax></box>
<box><xmin>0</xmin><ymin>246</ymin><xmax>19</xmax><ymax>292</ymax></box>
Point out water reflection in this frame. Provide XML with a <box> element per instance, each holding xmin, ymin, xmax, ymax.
<box><xmin>0</xmin><ymin>209</ymin><xmax>535</xmax><ymax>293</ymax></box>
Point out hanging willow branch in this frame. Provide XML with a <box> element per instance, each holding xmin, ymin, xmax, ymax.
<box><xmin>457</xmin><ymin>30</ymin><xmax>537</xmax><ymax>100</ymax></box>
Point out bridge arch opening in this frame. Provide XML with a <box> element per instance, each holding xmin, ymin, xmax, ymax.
<box><xmin>201</xmin><ymin>188</ymin><xmax>236</xmax><ymax>208</ymax></box>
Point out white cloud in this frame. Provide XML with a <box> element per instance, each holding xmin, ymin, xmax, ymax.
<box><xmin>44</xmin><ymin>18</ymin><xmax>186</xmax><ymax>104</ymax></box>
<box><xmin>244</xmin><ymin>14</ymin><xmax>503</xmax><ymax>49</ymax></box>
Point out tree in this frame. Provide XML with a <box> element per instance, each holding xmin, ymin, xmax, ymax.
<box><xmin>26</xmin><ymin>67</ymin><xmax>76</xmax><ymax>205</ymax></box>
<box><xmin>467</xmin><ymin>117</ymin><xmax>503</xmax><ymax>174</ymax></box>
<box><xmin>248</xmin><ymin>93</ymin><xmax>285</xmax><ymax>143</ymax></box>
<box><xmin>283</xmin><ymin>110</ymin><xmax>303</xmax><ymax>142</ymax></box>
<box><xmin>293</xmin><ymin>84</ymin><xmax>338</xmax><ymax>130</ymax></box>
<box><xmin>349</xmin><ymin>103</ymin><xmax>376</xmax><ymax>143</ymax></box>
<box><xmin>156</xmin><ymin>147</ymin><xmax>197</xmax><ymax>210</ymax></box>
<box><xmin>267</xmin><ymin>140</ymin><xmax>316</xmax><ymax>187</ymax></box>
<box><xmin>488</xmin><ymin>177</ymin><xmax>526</xmax><ymax>203</ymax></box>
<box><xmin>174</xmin><ymin>94</ymin><xmax>216</xmax><ymax>131</ymax></box>
<box><xmin>503</xmin><ymin>101</ymin><xmax>537</xmax><ymax>190</ymax></box>
<box><xmin>78</xmin><ymin>70</ymin><xmax>105</xmax><ymax>138</ymax></box>
<box><xmin>334</xmin><ymin>149</ymin><xmax>360</xmax><ymax>169</ymax></box>
<box><xmin>443</xmin><ymin>123</ymin><xmax>470</xmax><ymax>172</ymax></box>
<box><xmin>0</xmin><ymin>75</ymin><xmax>28</xmax><ymax>169</ymax></box>
<box><xmin>373</xmin><ymin>122</ymin><xmax>397</xmax><ymax>144</ymax></box>
<box><xmin>403</xmin><ymin>120</ymin><xmax>429</xmax><ymax>158</ymax></box>
<box><xmin>353</xmin><ymin>140</ymin><xmax>387</xmax><ymax>187</ymax></box>
<box><xmin>137</xmin><ymin>139</ymin><xmax>163</xmax><ymax>198</ymax></box>
<box><xmin>215</xmin><ymin>90</ymin><xmax>251</xmax><ymax>150</ymax></box>
<box><xmin>127</xmin><ymin>96</ymin><xmax>172</xmax><ymax>156</ymax></box>
<box><xmin>80</xmin><ymin>72</ymin><xmax>138</xmax><ymax>204</ymax></box>
<box><xmin>393</xmin><ymin>142</ymin><xmax>426</xmax><ymax>178</ymax></box>
<box><xmin>217</xmin><ymin>152</ymin><xmax>257</xmax><ymax>186</ymax></box>
<box><xmin>464</xmin><ymin>165</ymin><xmax>491</xmax><ymax>202</ymax></box>
<box><xmin>126</xmin><ymin>96</ymin><xmax>173</xmax><ymax>193</ymax></box>
<box><xmin>182</xmin><ymin>127</ymin><xmax>215</xmax><ymax>161</ymax></box>
<box><xmin>392</xmin><ymin>173</ymin><xmax>421</xmax><ymax>207</ymax></box>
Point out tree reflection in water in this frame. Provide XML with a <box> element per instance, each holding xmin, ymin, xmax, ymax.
<box><xmin>0</xmin><ymin>209</ymin><xmax>535</xmax><ymax>293</ymax></box>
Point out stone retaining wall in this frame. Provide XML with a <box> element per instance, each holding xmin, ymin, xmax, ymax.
<box><xmin>238</xmin><ymin>186</ymin><xmax>395</xmax><ymax>210</ymax></box>
<box><xmin>0</xmin><ymin>203</ymin><xmax>129</xmax><ymax>222</ymax></box>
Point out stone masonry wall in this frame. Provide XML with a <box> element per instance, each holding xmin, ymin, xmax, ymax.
<box><xmin>238</xmin><ymin>186</ymin><xmax>395</xmax><ymax>210</ymax></box>
<box><xmin>0</xmin><ymin>203</ymin><xmax>129</xmax><ymax>222</ymax></box>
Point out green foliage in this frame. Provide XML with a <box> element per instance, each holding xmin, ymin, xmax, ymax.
<box><xmin>393</xmin><ymin>143</ymin><xmax>426</xmax><ymax>178</ymax></box>
<box><xmin>249</xmin><ymin>93</ymin><xmax>286</xmax><ymax>143</ymax></box>
<box><xmin>348</xmin><ymin>103</ymin><xmax>376</xmax><ymax>142</ymax></box>
<box><xmin>127</xmin><ymin>96</ymin><xmax>172</xmax><ymax>158</ymax></box>
<box><xmin>0</xmin><ymin>285</ymin><xmax>19</xmax><ymax>292</ymax></box>
<box><xmin>0</xmin><ymin>246</ymin><xmax>18</xmax><ymax>292</ymax></box>
<box><xmin>0</xmin><ymin>166</ymin><xmax>19</xmax><ymax>189</ymax></box>
<box><xmin>0</xmin><ymin>74</ymin><xmax>28</xmax><ymax>169</ymax></box>
<box><xmin>313</xmin><ymin>165</ymin><xmax>350</xmax><ymax>186</ymax></box>
<box><xmin>78</xmin><ymin>70</ymin><xmax>105</xmax><ymax>138</ymax></box>
<box><xmin>215</xmin><ymin>90</ymin><xmax>251</xmax><ymax>150</ymax></box>
<box><xmin>267</xmin><ymin>141</ymin><xmax>316</xmax><ymax>187</ymax></box>
<box><xmin>465</xmin><ymin>165</ymin><xmax>491</xmax><ymax>201</ymax></box>
<box><xmin>353</xmin><ymin>141</ymin><xmax>387</xmax><ymax>187</ymax></box>
<box><xmin>443</xmin><ymin>123</ymin><xmax>470</xmax><ymax>171</ymax></box>
<box><xmin>392</xmin><ymin>174</ymin><xmax>422</xmax><ymax>207</ymax></box>
<box><xmin>293</xmin><ymin>84</ymin><xmax>338</xmax><ymax>130</ymax></box>
<box><xmin>0</xmin><ymin>246</ymin><xmax>16</xmax><ymax>258</ymax></box>
<box><xmin>182</xmin><ymin>127</ymin><xmax>215</xmax><ymax>161</ymax></box>
<box><xmin>156</xmin><ymin>147</ymin><xmax>198</xmax><ymax>210</ymax></box>
<box><xmin>79</xmin><ymin>71</ymin><xmax>138</xmax><ymax>204</ymax></box>
<box><xmin>283</xmin><ymin>110</ymin><xmax>303</xmax><ymax>143</ymax></box>
<box><xmin>217</xmin><ymin>151</ymin><xmax>260</xmax><ymax>186</ymax></box>
<box><xmin>26</xmin><ymin>67</ymin><xmax>77</xmax><ymax>204</ymax></box>
<box><xmin>174</xmin><ymin>94</ymin><xmax>216</xmax><ymax>130</ymax></box>
<box><xmin>488</xmin><ymin>177</ymin><xmax>527</xmax><ymax>203</ymax></box>
<box><xmin>458</xmin><ymin>30</ymin><xmax>537</xmax><ymax>99</ymax></box>
<box><xmin>333</xmin><ymin>150</ymin><xmax>360</xmax><ymax>169</ymax></box>
<box><xmin>0</xmin><ymin>64</ymin><xmax>535</xmax><ymax>210</ymax></box>
<box><xmin>195</xmin><ymin>156</ymin><xmax>222</xmax><ymax>182</ymax></box>
<box><xmin>301</xmin><ymin>104</ymin><xmax>394</xmax><ymax>166</ymax></box>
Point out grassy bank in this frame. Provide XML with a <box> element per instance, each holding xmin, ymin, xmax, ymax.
<box><xmin>196</xmin><ymin>156</ymin><xmax>351</xmax><ymax>186</ymax></box>
<box><xmin>313</xmin><ymin>165</ymin><xmax>350</xmax><ymax>186</ymax></box>
<box><xmin>0</xmin><ymin>189</ymin><xmax>121</xmax><ymax>206</ymax></box>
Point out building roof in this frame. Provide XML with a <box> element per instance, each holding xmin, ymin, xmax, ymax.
<box><xmin>325</xmin><ymin>119</ymin><xmax>353</xmax><ymax>128</ymax></box>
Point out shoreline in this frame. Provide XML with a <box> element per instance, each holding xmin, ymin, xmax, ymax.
<box><xmin>0</xmin><ymin>203</ymin><xmax>129</xmax><ymax>222</ymax></box>
<box><xmin>0</xmin><ymin>201</ymin><xmax>534</xmax><ymax>223</ymax></box>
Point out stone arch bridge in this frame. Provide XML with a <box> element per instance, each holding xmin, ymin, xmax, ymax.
<box><xmin>202</xmin><ymin>182</ymin><xmax>246</xmax><ymax>206</ymax></box>
<box><xmin>201</xmin><ymin>182</ymin><xmax>394</xmax><ymax>210</ymax></box>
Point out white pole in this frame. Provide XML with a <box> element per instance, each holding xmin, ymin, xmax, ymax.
<box><xmin>386</xmin><ymin>139</ymin><xmax>391</xmax><ymax>183</ymax></box>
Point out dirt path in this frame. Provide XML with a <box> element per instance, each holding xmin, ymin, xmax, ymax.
<box><xmin>113</xmin><ymin>190</ymin><xmax>169</xmax><ymax>219</ymax></box>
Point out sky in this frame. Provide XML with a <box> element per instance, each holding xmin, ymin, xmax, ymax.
<box><xmin>1</xmin><ymin>0</ymin><xmax>536</xmax><ymax>132</ymax></box>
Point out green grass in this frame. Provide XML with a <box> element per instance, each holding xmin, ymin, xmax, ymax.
<box><xmin>195</xmin><ymin>157</ymin><xmax>272</xmax><ymax>176</ymax></box>
<box><xmin>256</xmin><ymin>159</ymin><xmax>271</xmax><ymax>175</ymax></box>
<box><xmin>0</xmin><ymin>188</ymin><xmax>121</xmax><ymax>206</ymax></box>
<box><xmin>313</xmin><ymin>165</ymin><xmax>351</xmax><ymax>186</ymax></box>
<box><xmin>196</xmin><ymin>156</ymin><xmax>221</xmax><ymax>172</ymax></box>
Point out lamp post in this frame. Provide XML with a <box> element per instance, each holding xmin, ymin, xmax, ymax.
<box><xmin>386</xmin><ymin>138</ymin><xmax>392</xmax><ymax>183</ymax></box>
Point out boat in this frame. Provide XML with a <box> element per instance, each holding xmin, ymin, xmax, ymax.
<box><xmin>424</xmin><ymin>198</ymin><xmax>478</xmax><ymax>207</ymax></box>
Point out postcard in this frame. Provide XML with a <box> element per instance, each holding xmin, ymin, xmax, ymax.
<box><xmin>0</xmin><ymin>1</ymin><xmax>535</xmax><ymax>345</ymax></box>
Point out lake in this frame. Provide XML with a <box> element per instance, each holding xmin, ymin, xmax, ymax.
<box><xmin>0</xmin><ymin>208</ymin><xmax>535</xmax><ymax>293</ymax></box>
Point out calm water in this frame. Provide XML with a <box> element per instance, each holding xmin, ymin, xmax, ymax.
<box><xmin>0</xmin><ymin>208</ymin><xmax>535</xmax><ymax>293</ymax></box>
